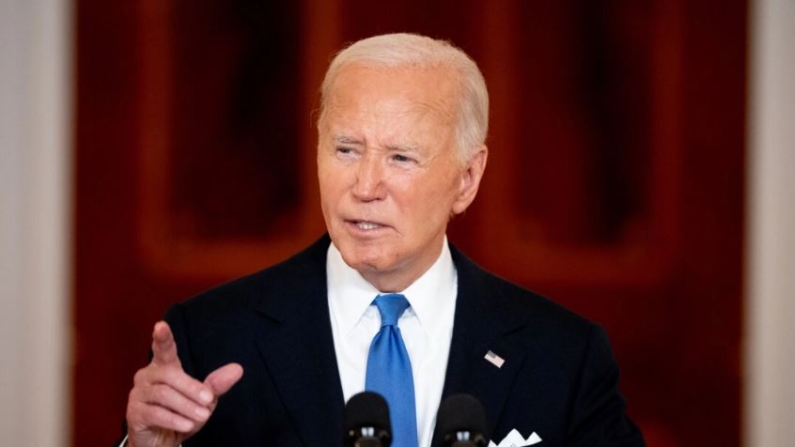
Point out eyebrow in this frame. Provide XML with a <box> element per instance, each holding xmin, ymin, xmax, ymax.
<box><xmin>333</xmin><ymin>134</ymin><xmax>420</xmax><ymax>153</ymax></box>
<box><xmin>333</xmin><ymin>135</ymin><xmax>362</xmax><ymax>145</ymax></box>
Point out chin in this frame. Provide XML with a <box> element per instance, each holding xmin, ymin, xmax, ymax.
<box><xmin>336</xmin><ymin>241</ymin><xmax>390</xmax><ymax>270</ymax></box>
<box><xmin>340</xmin><ymin>247</ymin><xmax>385</xmax><ymax>271</ymax></box>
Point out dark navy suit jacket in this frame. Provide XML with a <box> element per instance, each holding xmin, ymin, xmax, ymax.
<box><xmin>161</xmin><ymin>235</ymin><xmax>644</xmax><ymax>446</ymax></box>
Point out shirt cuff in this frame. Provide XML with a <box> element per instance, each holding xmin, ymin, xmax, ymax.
<box><xmin>119</xmin><ymin>435</ymin><xmax>182</xmax><ymax>447</ymax></box>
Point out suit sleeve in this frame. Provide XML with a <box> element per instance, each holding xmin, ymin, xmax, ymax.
<box><xmin>565</xmin><ymin>325</ymin><xmax>645</xmax><ymax>446</ymax></box>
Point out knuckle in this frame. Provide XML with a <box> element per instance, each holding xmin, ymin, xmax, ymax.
<box><xmin>125</xmin><ymin>401</ymin><xmax>146</xmax><ymax>429</ymax></box>
<box><xmin>188</xmin><ymin>381</ymin><xmax>206</xmax><ymax>397</ymax></box>
<box><xmin>125</xmin><ymin>400</ymin><xmax>135</xmax><ymax>420</ymax></box>
<box><xmin>159</xmin><ymin>366</ymin><xmax>179</xmax><ymax>383</ymax></box>
<box><xmin>127</xmin><ymin>386</ymin><xmax>140</xmax><ymax>404</ymax></box>
<box><xmin>164</xmin><ymin>410</ymin><xmax>194</xmax><ymax>433</ymax></box>
<box><xmin>150</xmin><ymin>384</ymin><xmax>170</xmax><ymax>403</ymax></box>
<box><xmin>133</xmin><ymin>365</ymin><xmax>156</xmax><ymax>384</ymax></box>
<box><xmin>132</xmin><ymin>368</ymin><xmax>145</xmax><ymax>384</ymax></box>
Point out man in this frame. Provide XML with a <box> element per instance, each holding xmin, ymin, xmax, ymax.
<box><xmin>121</xmin><ymin>33</ymin><xmax>644</xmax><ymax>447</ymax></box>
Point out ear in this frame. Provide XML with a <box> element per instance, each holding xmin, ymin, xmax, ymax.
<box><xmin>451</xmin><ymin>145</ymin><xmax>488</xmax><ymax>215</ymax></box>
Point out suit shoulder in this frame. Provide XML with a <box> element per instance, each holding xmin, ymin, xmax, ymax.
<box><xmin>169</xmin><ymin>235</ymin><xmax>329</xmax><ymax>320</ymax></box>
<box><xmin>486</xmin><ymin>270</ymin><xmax>594</xmax><ymax>331</ymax></box>
<box><xmin>451</xmin><ymin>244</ymin><xmax>596</xmax><ymax>338</ymax></box>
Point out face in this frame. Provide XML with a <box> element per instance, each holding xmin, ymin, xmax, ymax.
<box><xmin>317</xmin><ymin>64</ymin><xmax>487</xmax><ymax>292</ymax></box>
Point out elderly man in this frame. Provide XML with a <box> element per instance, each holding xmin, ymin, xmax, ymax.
<box><xmin>121</xmin><ymin>33</ymin><xmax>644</xmax><ymax>447</ymax></box>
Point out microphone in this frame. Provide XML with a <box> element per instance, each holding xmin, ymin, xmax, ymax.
<box><xmin>433</xmin><ymin>394</ymin><xmax>489</xmax><ymax>447</ymax></box>
<box><xmin>343</xmin><ymin>391</ymin><xmax>392</xmax><ymax>447</ymax></box>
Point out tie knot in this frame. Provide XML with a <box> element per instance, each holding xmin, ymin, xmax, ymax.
<box><xmin>373</xmin><ymin>293</ymin><xmax>410</xmax><ymax>327</ymax></box>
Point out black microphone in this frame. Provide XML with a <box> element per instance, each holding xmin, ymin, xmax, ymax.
<box><xmin>343</xmin><ymin>391</ymin><xmax>393</xmax><ymax>447</ymax></box>
<box><xmin>433</xmin><ymin>394</ymin><xmax>489</xmax><ymax>447</ymax></box>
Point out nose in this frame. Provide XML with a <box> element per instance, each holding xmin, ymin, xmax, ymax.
<box><xmin>352</xmin><ymin>153</ymin><xmax>386</xmax><ymax>201</ymax></box>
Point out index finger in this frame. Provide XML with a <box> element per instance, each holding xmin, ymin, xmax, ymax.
<box><xmin>151</xmin><ymin>321</ymin><xmax>181</xmax><ymax>367</ymax></box>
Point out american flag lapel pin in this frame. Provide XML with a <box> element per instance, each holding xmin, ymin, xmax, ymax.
<box><xmin>484</xmin><ymin>350</ymin><xmax>505</xmax><ymax>368</ymax></box>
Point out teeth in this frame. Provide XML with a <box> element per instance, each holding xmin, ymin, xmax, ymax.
<box><xmin>356</xmin><ymin>222</ymin><xmax>381</xmax><ymax>230</ymax></box>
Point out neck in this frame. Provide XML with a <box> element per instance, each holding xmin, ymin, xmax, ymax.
<box><xmin>359</xmin><ymin>264</ymin><xmax>426</xmax><ymax>293</ymax></box>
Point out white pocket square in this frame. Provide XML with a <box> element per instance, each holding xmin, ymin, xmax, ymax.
<box><xmin>488</xmin><ymin>429</ymin><xmax>542</xmax><ymax>447</ymax></box>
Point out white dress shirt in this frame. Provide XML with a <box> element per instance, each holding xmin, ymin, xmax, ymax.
<box><xmin>327</xmin><ymin>239</ymin><xmax>458</xmax><ymax>447</ymax></box>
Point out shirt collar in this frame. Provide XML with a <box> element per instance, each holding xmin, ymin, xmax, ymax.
<box><xmin>326</xmin><ymin>239</ymin><xmax>457</xmax><ymax>337</ymax></box>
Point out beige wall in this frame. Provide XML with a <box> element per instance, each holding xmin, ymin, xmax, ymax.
<box><xmin>746</xmin><ymin>0</ymin><xmax>795</xmax><ymax>445</ymax></box>
<box><xmin>0</xmin><ymin>0</ymin><xmax>72</xmax><ymax>445</ymax></box>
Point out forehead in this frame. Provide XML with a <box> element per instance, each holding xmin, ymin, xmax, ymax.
<box><xmin>323</xmin><ymin>64</ymin><xmax>459</xmax><ymax>127</ymax></box>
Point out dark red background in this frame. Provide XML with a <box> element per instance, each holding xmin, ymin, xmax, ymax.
<box><xmin>74</xmin><ymin>1</ymin><xmax>746</xmax><ymax>446</ymax></box>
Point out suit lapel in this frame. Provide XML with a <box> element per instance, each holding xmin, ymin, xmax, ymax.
<box><xmin>253</xmin><ymin>236</ymin><xmax>345</xmax><ymax>447</ymax></box>
<box><xmin>441</xmin><ymin>246</ymin><xmax>529</xmax><ymax>439</ymax></box>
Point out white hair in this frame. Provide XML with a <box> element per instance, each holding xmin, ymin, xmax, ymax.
<box><xmin>318</xmin><ymin>33</ymin><xmax>489</xmax><ymax>161</ymax></box>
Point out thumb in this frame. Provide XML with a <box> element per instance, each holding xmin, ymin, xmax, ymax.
<box><xmin>204</xmin><ymin>363</ymin><xmax>244</xmax><ymax>397</ymax></box>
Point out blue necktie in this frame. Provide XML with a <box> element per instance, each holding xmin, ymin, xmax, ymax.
<box><xmin>365</xmin><ymin>293</ymin><xmax>419</xmax><ymax>447</ymax></box>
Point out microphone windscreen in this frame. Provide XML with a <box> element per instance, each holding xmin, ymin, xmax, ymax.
<box><xmin>434</xmin><ymin>394</ymin><xmax>488</xmax><ymax>445</ymax></box>
<box><xmin>344</xmin><ymin>391</ymin><xmax>392</xmax><ymax>434</ymax></box>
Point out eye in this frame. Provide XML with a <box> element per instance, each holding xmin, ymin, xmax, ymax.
<box><xmin>392</xmin><ymin>154</ymin><xmax>414</xmax><ymax>163</ymax></box>
<box><xmin>335</xmin><ymin>146</ymin><xmax>357</xmax><ymax>157</ymax></box>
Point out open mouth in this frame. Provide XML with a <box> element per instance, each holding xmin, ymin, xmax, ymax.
<box><xmin>349</xmin><ymin>220</ymin><xmax>386</xmax><ymax>231</ymax></box>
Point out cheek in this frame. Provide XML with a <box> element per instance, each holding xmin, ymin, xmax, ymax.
<box><xmin>402</xmin><ymin>180</ymin><xmax>458</xmax><ymax>224</ymax></box>
<box><xmin>318</xmin><ymin>165</ymin><xmax>346</xmax><ymax>200</ymax></box>
<box><xmin>318</xmin><ymin>175</ymin><xmax>341</xmax><ymax>216</ymax></box>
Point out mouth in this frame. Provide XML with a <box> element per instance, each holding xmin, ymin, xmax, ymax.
<box><xmin>347</xmin><ymin>219</ymin><xmax>388</xmax><ymax>232</ymax></box>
